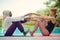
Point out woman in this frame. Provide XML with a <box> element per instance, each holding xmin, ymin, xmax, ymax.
<box><xmin>29</xmin><ymin>8</ymin><xmax>57</xmax><ymax>36</ymax></box>
<box><xmin>2</xmin><ymin>10</ymin><xmax>31</xmax><ymax>36</ymax></box>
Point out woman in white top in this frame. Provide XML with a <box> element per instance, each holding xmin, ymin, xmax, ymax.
<box><xmin>2</xmin><ymin>10</ymin><xmax>31</xmax><ymax>36</ymax></box>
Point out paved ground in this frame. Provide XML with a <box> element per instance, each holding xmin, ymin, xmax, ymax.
<box><xmin>0</xmin><ymin>37</ymin><xmax>60</xmax><ymax>40</ymax></box>
<box><xmin>0</xmin><ymin>34</ymin><xmax>60</xmax><ymax>40</ymax></box>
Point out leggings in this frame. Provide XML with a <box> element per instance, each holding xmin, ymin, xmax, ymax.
<box><xmin>5</xmin><ymin>20</ymin><xmax>27</xmax><ymax>36</ymax></box>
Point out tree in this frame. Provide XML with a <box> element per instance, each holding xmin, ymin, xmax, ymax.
<box><xmin>36</xmin><ymin>0</ymin><xmax>60</xmax><ymax>27</ymax></box>
<box><xmin>45</xmin><ymin>0</ymin><xmax>60</xmax><ymax>8</ymax></box>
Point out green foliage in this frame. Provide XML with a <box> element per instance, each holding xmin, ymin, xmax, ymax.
<box><xmin>40</xmin><ymin>0</ymin><xmax>60</xmax><ymax>22</ymax></box>
<box><xmin>56</xmin><ymin>8</ymin><xmax>60</xmax><ymax>21</ymax></box>
<box><xmin>45</xmin><ymin>0</ymin><xmax>60</xmax><ymax>8</ymax></box>
<box><xmin>23</xmin><ymin>21</ymin><xmax>35</xmax><ymax>26</ymax></box>
<box><xmin>0</xmin><ymin>19</ymin><xmax>2</xmax><ymax>27</ymax></box>
<box><xmin>36</xmin><ymin>8</ymin><xmax>49</xmax><ymax>16</ymax></box>
<box><xmin>36</xmin><ymin>0</ymin><xmax>60</xmax><ymax>27</ymax></box>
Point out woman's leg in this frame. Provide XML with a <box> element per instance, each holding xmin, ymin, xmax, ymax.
<box><xmin>30</xmin><ymin>20</ymin><xmax>39</xmax><ymax>36</ymax></box>
<box><xmin>5</xmin><ymin>23</ymin><xmax>17</xmax><ymax>36</ymax></box>
<box><xmin>5</xmin><ymin>22</ymin><xmax>27</xmax><ymax>36</ymax></box>
<box><xmin>38</xmin><ymin>19</ymin><xmax>50</xmax><ymax>36</ymax></box>
<box><xmin>16</xmin><ymin>22</ymin><xmax>27</xmax><ymax>36</ymax></box>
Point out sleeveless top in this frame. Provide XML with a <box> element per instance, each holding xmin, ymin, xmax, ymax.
<box><xmin>46</xmin><ymin>21</ymin><xmax>55</xmax><ymax>33</ymax></box>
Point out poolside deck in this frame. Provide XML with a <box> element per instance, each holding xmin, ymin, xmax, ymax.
<box><xmin>0</xmin><ymin>34</ymin><xmax>60</xmax><ymax>40</ymax></box>
<box><xmin>0</xmin><ymin>36</ymin><xmax>60</xmax><ymax>40</ymax></box>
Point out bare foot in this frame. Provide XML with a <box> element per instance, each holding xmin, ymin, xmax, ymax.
<box><xmin>23</xmin><ymin>32</ymin><xmax>27</xmax><ymax>36</ymax></box>
<box><xmin>29</xmin><ymin>30</ymin><xmax>34</xmax><ymax>36</ymax></box>
<box><xmin>23</xmin><ymin>30</ymin><xmax>29</xmax><ymax>36</ymax></box>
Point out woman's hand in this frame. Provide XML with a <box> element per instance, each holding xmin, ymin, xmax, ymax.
<box><xmin>24</xmin><ymin>17</ymin><xmax>31</xmax><ymax>21</ymax></box>
<box><xmin>24</xmin><ymin>13</ymin><xmax>32</xmax><ymax>17</ymax></box>
<box><xmin>33</xmin><ymin>13</ymin><xmax>41</xmax><ymax>16</ymax></box>
<box><xmin>24</xmin><ymin>13</ymin><xmax>41</xmax><ymax>17</ymax></box>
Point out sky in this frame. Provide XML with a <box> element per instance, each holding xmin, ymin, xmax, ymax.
<box><xmin>0</xmin><ymin>0</ymin><xmax>48</xmax><ymax>17</ymax></box>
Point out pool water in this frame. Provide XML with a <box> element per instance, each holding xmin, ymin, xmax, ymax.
<box><xmin>0</xmin><ymin>27</ymin><xmax>60</xmax><ymax>36</ymax></box>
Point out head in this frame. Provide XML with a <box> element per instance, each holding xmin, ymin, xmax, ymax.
<box><xmin>9</xmin><ymin>12</ymin><xmax>12</xmax><ymax>17</ymax></box>
<box><xmin>50</xmin><ymin>8</ymin><xmax>57</xmax><ymax>16</ymax></box>
<box><xmin>3</xmin><ymin>10</ymin><xmax>12</xmax><ymax>20</ymax></box>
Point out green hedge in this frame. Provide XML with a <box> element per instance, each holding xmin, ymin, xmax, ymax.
<box><xmin>23</xmin><ymin>21</ymin><xmax>35</xmax><ymax>26</ymax></box>
<box><xmin>0</xmin><ymin>19</ymin><xmax>2</xmax><ymax>27</ymax></box>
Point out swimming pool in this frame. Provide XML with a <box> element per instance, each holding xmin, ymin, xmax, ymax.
<box><xmin>0</xmin><ymin>27</ymin><xmax>60</xmax><ymax>36</ymax></box>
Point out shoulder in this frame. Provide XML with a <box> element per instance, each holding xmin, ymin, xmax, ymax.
<box><xmin>4</xmin><ymin>17</ymin><xmax>12</xmax><ymax>22</ymax></box>
<box><xmin>50</xmin><ymin>17</ymin><xmax>56</xmax><ymax>24</ymax></box>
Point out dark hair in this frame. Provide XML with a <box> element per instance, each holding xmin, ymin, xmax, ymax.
<box><xmin>50</xmin><ymin>8</ymin><xmax>57</xmax><ymax>14</ymax></box>
<box><xmin>50</xmin><ymin>8</ymin><xmax>57</xmax><ymax>18</ymax></box>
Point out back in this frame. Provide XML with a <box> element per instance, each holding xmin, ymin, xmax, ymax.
<box><xmin>2</xmin><ymin>17</ymin><xmax>12</xmax><ymax>33</ymax></box>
